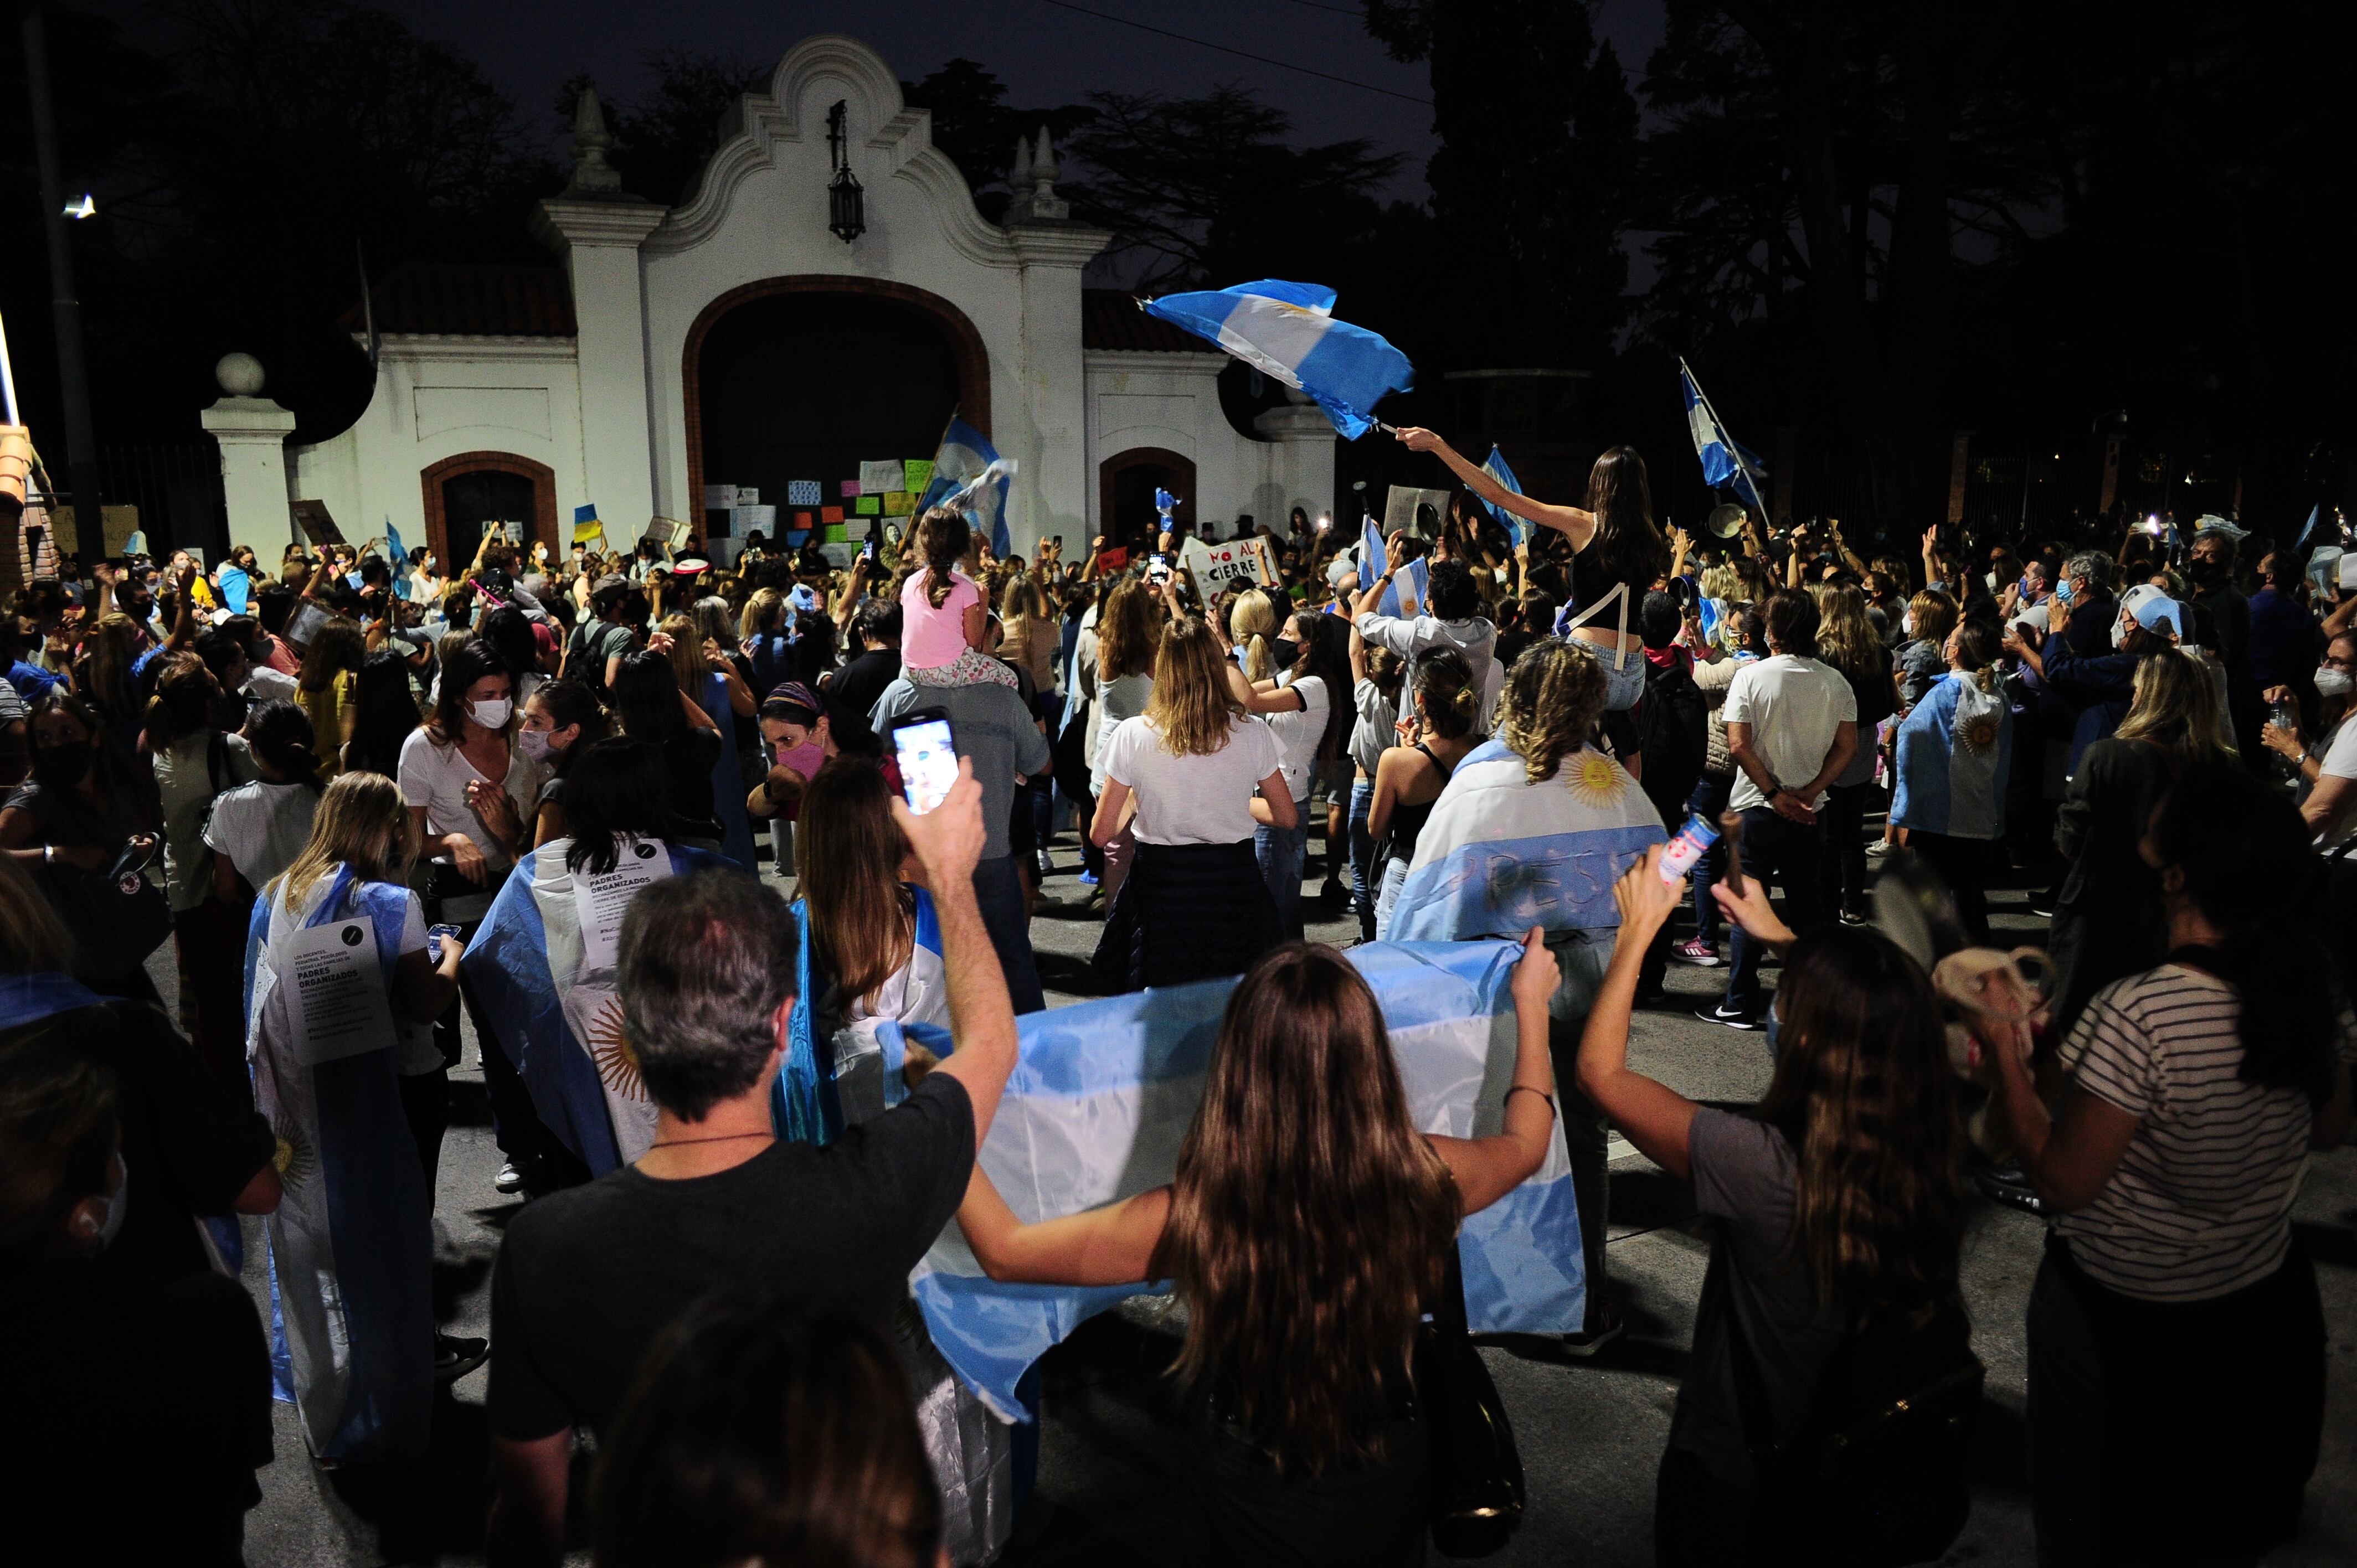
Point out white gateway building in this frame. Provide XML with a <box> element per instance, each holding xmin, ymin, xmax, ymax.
<box><xmin>220</xmin><ymin>33</ymin><xmax>1334</xmax><ymax>567</ymax></box>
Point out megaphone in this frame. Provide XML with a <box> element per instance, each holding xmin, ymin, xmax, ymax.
<box><xmin>1705</xmin><ymin>503</ymin><xmax>1748</xmax><ymax>539</ymax></box>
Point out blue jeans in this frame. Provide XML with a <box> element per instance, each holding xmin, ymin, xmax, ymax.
<box><xmin>1348</xmin><ymin>779</ymin><xmax>1376</xmax><ymax>939</ymax></box>
<box><xmin>970</xmin><ymin>854</ymin><xmax>1046</xmax><ymax>1014</ymax></box>
<box><xmin>1255</xmin><ymin>814</ymin><xmax>1309</xmax><ymax>941</ymax></box>
<box><xmin>1684</xmin><ymin>772</ymin><xmax>1732</xmax><ymax>941</ymax></box>
<box><xmin>1720</xmin><ymin>806</ymin><xmax>1825</xmax><ymax>1018</ymax></box>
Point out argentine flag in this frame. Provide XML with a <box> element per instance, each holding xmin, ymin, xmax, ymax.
<box><xmin>1891</xmin><ymin>673</ymin><xmax>2013</xmax><ymax>841</ymax></box>
<box><xmin>1678</xmin><ymin>357</ymin><xmax>1768</xmax><ymax>515</ymax></box>
<box><xmin>384</xmin><ymin>521</ymin><xmax>411</xmax><ymax>599</ymax></box>
<box><xmin>1355</xmin><ymin>518</ymin><xmax>1428</xmax><ymax>618</ymax></box>
<box><xmin>1481</xmin><ymin>445</ymin><xmax>1528</xmax><ymax>543</ymax></box>
<box><xmin>915</xmin><ymin>416</ymin><xmax>1014</xmax><ymax>558</ymax></box>
<box><xmin>1144</xmin><ymin>280</ymin><xmax>1412</xmax><ymax>440</ymax></box>
<box><xmin>887</xmin><ymin>940</ymin><xmax>1587</xmax><ymax>1420</ymax></box>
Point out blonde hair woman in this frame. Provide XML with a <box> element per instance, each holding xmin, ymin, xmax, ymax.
<box><xmin>1087</xmin><ymin>579</ymin><xmax>1162</xmax><ymax>905</ymax></box>
<box><xmin>246</xmin><ymin>771</ymin><xmax>468</xmax><ymax>1465</ymax></box>
<box><xmin>1228</xmin><ymin>589</ymin><xmax>1284</xmax><ymax>683</ymax></box>
<box><xmin>1090</xmin><ymin>617</ymin><xmax>1294</xmax><ymax>990</ymax></box>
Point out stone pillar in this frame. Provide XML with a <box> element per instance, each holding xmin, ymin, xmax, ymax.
<box><xmin>1007</xmin><ymin>137</ymin><xmax>1110</xmax><ymax>558</ymax></box>
<box><xmin>534</xmin><ymin>89</ymin><xmax>666</xmax><ymax>547</ymax></box>
<box><xmin>1253</xmin><ymin>399</ymin><xmax>1336</xmax><ymax>535</ymax></box>
<box><xmin>1946</xmin><ymin>430</ymin><xmax>1973</xmax><ymax>525</ymax></box>
<box><xmin>198</xmin><ymin>353</ymin><xmax>297</xmax><ymax>548</ymax></box>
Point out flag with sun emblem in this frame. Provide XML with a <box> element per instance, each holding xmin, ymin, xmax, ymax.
<box><xmin>462</xmin><ymin>837</ymin><xmax>733</xmax><ymax>1174</ymax></box>
<box><xmin>1891</xmin><ymin>671</ymin><xmax>2014</xmax><ymax>840</ymax></box>
<box><xmin>1386</xmin><ymin>737</ymin><xmax>1666</xmax><ymax>948</ymax></box>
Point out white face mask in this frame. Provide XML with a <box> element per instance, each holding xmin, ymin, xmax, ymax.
<box><xmin>469</xmin><ymin>697</ymin><xmax>513</xmax><ymax>730</ymax></box>
<box><xmin>1901</xmin><ymin>612</ymin><xmax>1914</xmax><ymax>637</ymax></box>
<box><xmin>2317</xmin><ymin>666</ymin><xmax>2353</xmax><ymax>700</ymax></box>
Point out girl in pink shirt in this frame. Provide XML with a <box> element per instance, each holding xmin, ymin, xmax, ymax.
<box><xmin>899</xmin><ymin>508</ymin><xmax>1017</xmax><ymax>690</ymax></box>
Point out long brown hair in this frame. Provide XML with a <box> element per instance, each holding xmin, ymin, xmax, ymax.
<box><xmin>1755</xmin><ymin>927</ymin><xmax>1967</xmax><ymax>1306</ymax></box>
<box><xmin>1161</xmin><ymin>944</ymin><xmax>1460</xmax><ymax>1474</ymax></box>
<box><xmin>2113</xmin><ymin>648</ymin><xmax>2234</xmax><ymax>772</ymax></box>
<box><xmin>1811</xmin><ymin>582</ymin><xmax>1883</xmax><ymax>682</ymax></box>
<box><xmin>1143</xmin><ymin>617</ymin><xmax>1246</xmax><ymax>757</ymax></box>
<box><xmin>1579</xmin><ymin>446</ymin><xmax>1670</xmax><ymax>590</ymax></box>
<box><xmin>799</xmin><ymin>759</ymin><xmax>915</xmax><ymax>1008</ymax></box>
<box><xmin>297</xmin><ymin>615</ymin><xmax>367</xmax><ymax>694</ymax></box>
<box><xmin>914</xmin><ymin>508</ymin><xmax>970</xmax><ymax>608</ymax></box>
<box><xmin>1095</xmin><ymin>577</ymin><xmax>1160</xmax><ymax>681</ymax></box>
<box><xmin>1497</xmin><ymin>640</ymin><xmax>1607</xmax><ymax>783</ymax></box>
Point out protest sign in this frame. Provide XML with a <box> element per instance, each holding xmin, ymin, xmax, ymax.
<box><xmin>786</xmin><ymin>480</ymin><xmax>821</xmax><ymax>507</ymax></box>
<box><xmin>285</xmin><ymin>918</ymin><xmax>395</xmax><ymax>1066</ymax></box>
<box><xmin>572</xmin><ymin>837</ymin><xmax>673</xmax><ymax>973</ymax></box>
<box><xmin>1383</xmin><ymin>485</ymin><xmax>1452</xmax><ymax>538</ymax></box>
<box><xmin>1182</xmin><ymin>535</ymin><xmax>1276</xmax><ymax>591</ymax></box>
<box><xmin>289</xmin><ymin>499</ymin><xmax>344</xmax><ymax>546</ymax></box>
<box><xmin>860</xmin><ymin>460</ymin><xmax>905</xmax><ymax>495</ymax></box>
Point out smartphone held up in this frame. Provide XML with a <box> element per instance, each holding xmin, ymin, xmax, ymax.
<box><xmin>888</xmin><ymin>709</ymin><xmax>959</xmax><ymax>816</ymax></box>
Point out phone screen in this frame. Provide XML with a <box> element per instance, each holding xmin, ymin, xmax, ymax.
<box><xmin>891</xmin><ymin>714</ymin><xmax>959</xmax><ymax>815</ymax></box>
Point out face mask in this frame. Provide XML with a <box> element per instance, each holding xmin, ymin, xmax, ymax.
<box><xmin>2317</xmin><ymin>666</ymin><xmax>2354</xmax><ymax>700</ymax></box>
<box><xmin>773</xmin><ymin>738</ymin><xmax>826</xmax><ymax>782</ymax></box>
<box><xmin>33</xmin><ymin>741</ymin><xmax>93</xmax><ymax>788</ymax></box>
<box><xmin>517</xmin><ymin>725</ymin><xmax>555</xmax><ymax>761</ymax></box>
<box><xmin>1901</xmin><ymin>612</ymin><xmax>1915</xmax><ymax>637</ymax></box>
<box><xmin>469</xmin><ymin>697</ymin><xmax>513</xmax><ymax>730</ymax></box>
<box><xmin>2055</xmin><ymin>579</ymin><xmax>2074</xmax><ymax>606</ymax></box>
<box><xmin>2186</xmin><ymin>558</ymin><xmax>2222</xmax><ymax>587</ymax></box>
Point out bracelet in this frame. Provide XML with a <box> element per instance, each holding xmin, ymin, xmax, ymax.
<box><xmin>1504</xmin><ymin>1084</ymin><xmax>1555</xmax><ymax>1115</ymax></box>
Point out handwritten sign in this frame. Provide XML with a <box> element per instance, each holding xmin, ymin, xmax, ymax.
<box><xmin>904</xmin><ymin>459</ymin><xmax>935</xmax><ymax>493</ymax></box>
<box><xmin>1182</xmin><ymin>536</ymin><xmax>1276</xmax><ymax>591</ymax></box>
<box><xmin>860</xmin><ymin>460</ymin><xmax>905</xmax><ymax>496</ymax></box>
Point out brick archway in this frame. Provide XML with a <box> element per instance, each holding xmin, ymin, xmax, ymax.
<box><xmin>419</xmin><ymin>450</ymin><xmax>559</xmax><ymax>567</ymax></box>
<box><xmin>682</xmin><ymin>277</ymin><xmax>991</xmax><ymax>520</ymax></box>
<box><xmin>1098</xmin><ymin>446</ymin><xmax>1197</xmax><ymax>546</ymax></box>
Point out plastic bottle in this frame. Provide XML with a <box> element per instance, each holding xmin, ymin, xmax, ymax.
<box><xmin>1659</xmin><ymin>813</ymin><xmax>1720</xmax><ymax>882</ymax></box>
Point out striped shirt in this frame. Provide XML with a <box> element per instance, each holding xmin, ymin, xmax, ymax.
<box><xmin>2053</xmin><ymin>965</ymin><xmax>2356</xmax><ymax>1302</ymax></box>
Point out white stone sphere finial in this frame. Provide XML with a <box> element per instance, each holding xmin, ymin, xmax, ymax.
<box><xmin>215</xmin><ymin>352</ymin><xmax>265</xmax><ymax>397</ymax></box>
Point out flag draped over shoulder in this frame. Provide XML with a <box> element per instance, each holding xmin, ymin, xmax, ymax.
<box><xmin>774</xmin><ymin>888</ymin><xmax>946</xmax><ymax>1144</ymax></box>
<box><xmin>1144</xmin><ymin>280</ymin><xmax>1412</xmax><ymax>440</ymax></box>
<box><xmin>1891</xmin><ymin>672</ymin><xmax>2013</xmax><ymax>840</ymax></box>
<box><xmin>1388</xmin><ymin>740</ymin><xmax>1666</xmax><ymax>946</ymax></box>
<box><xmin>461</xmin><ymin>840</ymin><xmax>729</xmax><ymax>1175</ymax></box>
<box><xmin>915</xmin><ymin>416</ymin><xmax>1013</xmax><ymax>558</ymax></box>
<box><xmin>894</xmin><ymin>940</ymin><xmax>1586</xmax><ymax>1421</ymax></box>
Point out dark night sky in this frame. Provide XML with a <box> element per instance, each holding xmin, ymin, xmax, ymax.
<box><xmin>339</xmin><ymin>0</ymin><xmax>1669</xmax><ymax>205</ymax></box>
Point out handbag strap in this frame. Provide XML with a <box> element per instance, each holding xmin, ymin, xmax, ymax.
<box><xmin>1433</xmin><ymin>1241</ymin><xmax>1472</xmax><ymax>1342</ymax></box>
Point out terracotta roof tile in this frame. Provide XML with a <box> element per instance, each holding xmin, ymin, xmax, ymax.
<box><xmin>341</xmin><ymin>263</ymin><xmax>577</xmax><ymax>337</ymax></box>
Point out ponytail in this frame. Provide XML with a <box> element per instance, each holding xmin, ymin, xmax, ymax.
<box><xmin>1951</xmin><ymin>621</ymin><xmax>2004</xmax><ymax>693</ymax></box>
<box><xmin>246</xmin><ymin>700</ymin><xmax>327</xmax><ymax>796</ymax></box>
<box><xmin>1242</xmin><ymin>632</ymin><xmax>1273</xmax><ymax>684</ymax></box>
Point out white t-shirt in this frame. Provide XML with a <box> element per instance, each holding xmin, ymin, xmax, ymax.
<box><xmin>1102</xmin><ymin>714</ymin><xmax>1284</xmax><ymax>845</ymax></box>
<box><xmin>2316</xmin><ymin>718</ymin><xmax>2357</xmax><ymax>847</ymax></box>
<box><xmin>1263</xmin><ymin>672</ymin><xmax>1331</xmax><ymax>804</ymax></box>
<box><xmin>244</xmin><ymin>663</ymin><xmax>298</xmax><ymax>705</ymax></box>
<box><xmin>204</xmin><ymin>778</ymin><xmax>321</xmax><ymax>894</ymax></box>
<box><xmin>397</xmin><ymin>728</ymin><xmax>544</xmax><ymax>869</ymax></box>
<box><xmin>1349</xmin><ymin>677</ymin><xmax>1396</xmax><ymax>777</ymax></box>
<box><xmin>1721</xmin><ymin>654</ymin><xmax>1859</xmax><ymax>812</ymax></box>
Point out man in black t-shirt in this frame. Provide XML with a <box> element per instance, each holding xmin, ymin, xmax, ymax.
<box><xmin>485</xmin><ymin>759</ymin><xmax>1015</xmax><ymax>1568</ymax></box>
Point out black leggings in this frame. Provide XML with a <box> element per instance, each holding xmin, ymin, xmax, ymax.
<box><xmin>1815</xmin><ymin>780</ymin><xmax>1872</xmax><ymax>917</ymax></box>
<box><xmin>1912</xmin><ymin>831</ymin><xmax>1996</xmax><ymax>946</ymax></box>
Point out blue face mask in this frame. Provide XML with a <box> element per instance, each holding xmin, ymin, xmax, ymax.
<box><xmin>2054</xmin><ymin>579</ymin><xmax>2073</xmax><ymax>606</ymax></box>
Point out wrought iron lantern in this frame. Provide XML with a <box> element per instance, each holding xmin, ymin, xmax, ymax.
<box><xmin>826</xmin><ymin>100</ymin><xmax>864</xmax><ymax>244</ymax></box>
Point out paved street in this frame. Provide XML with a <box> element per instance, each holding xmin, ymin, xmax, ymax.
<box><xmin>183</xmin><ymin>826</ymin><xmax>2357</xmax><ymax>1567</ymax></box>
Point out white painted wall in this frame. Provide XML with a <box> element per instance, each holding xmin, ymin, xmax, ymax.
<box><xmin>1084</xmin><ymin>352</ymin><xmax>1336</xmax><ymax>537</ymax></box>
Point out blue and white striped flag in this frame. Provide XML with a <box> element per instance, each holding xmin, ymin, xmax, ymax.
<box><xmin>1358</xmin><ymin>514</ymin><xmax>1386</xmax><ymax>590</ymax></box>
<box><xmin>1891</xmin><ymin>673</ymin><xmax>2013</xmax><ymax>840</ymax></box>
<box><xmin>1677</xmin><ymin>358</ymin><xmax>1768</xmax><ymax>515</ymax></box>
<box><xmin>1480</xmin><ymin>445</ymin><xmax>1526</xmax><ymax>544</ymax></box>
<box><xmin>915</xmin><ymin>416</ymin><xmax>1013</xmax><ymax>558</ymax></box>
<box><xmin>884</xmin><ymin>940</ymin><xmax>1586</xmax><ymax>1420</ymax></box>
<box><xmin>1354</xmin><ymin>519</ymin><xmax>1427</xmax><ymax>617</ymax></box>
<box><xmin>1144</xmin><ymin>280</ymin><xmax>1412</xmax><ymax>440</ymax></box>
<box><xmin>1390</xmin><ymin>739</ymin><xmax>1666</xmax><ymax>946</ymax></box>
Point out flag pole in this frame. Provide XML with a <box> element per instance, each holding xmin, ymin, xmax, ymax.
<box><xmin>1681</xmin><ymin>357</ymin><xmax>1771</xmax><ymax>518</ymax></box>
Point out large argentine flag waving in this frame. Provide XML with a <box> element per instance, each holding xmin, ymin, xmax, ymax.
<box><xmin>1891</xmin><ymin>672</ymin><xmax>2013</xmax><ymax>840</ymax></box>
<box><xmin>1678</xmin><ymin>356</ymin><xmax>1768</xmax><ymax>515</ymax></box>
<box><xmin>1145</xmin><ymin>280</ymin><xmax>1413</xmax><ymax>440</ymax></box>
<box><xmin>914</xmin><ymin>416</ymin><xmax>1014</xmax><ymax>558</ymax></box>
<box><xmin>893</xmin><ymin>940</ymin><xmax>1586</xmax><ymax>1420</ymax></box>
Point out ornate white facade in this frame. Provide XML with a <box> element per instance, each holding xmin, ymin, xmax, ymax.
<box><xmin>224</xmin><ymin>34</ymin><xmax>1332</xmax><ymax>562</ymax></box>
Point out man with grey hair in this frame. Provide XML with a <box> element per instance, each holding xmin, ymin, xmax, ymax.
<box><xmin>484</xmin><ymin>759</ymin><xmax>1014</xmax><ymax>1567</ymax></box>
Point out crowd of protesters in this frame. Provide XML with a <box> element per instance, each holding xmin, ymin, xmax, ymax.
<box><xmin>4</xmin><ymin>427</ymin><xmax>2354</xmax><ymax>1568</ymax></box>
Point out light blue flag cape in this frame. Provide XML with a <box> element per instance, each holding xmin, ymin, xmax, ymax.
<box><xmin>1678</xmin><ymin>357</ymin><xmax>1768</xmax><ymax>515</ymax></box>
<box><xmin>243</xmin><ymin>865</ymin><xmax>433</xmax><ymax>1465</ymax></box>
<box><xmin>1358</xmin><ymin>515</ymin><xmax>1386</xmax><ymax>589</ymax></box>
<box><xmin>894</xmin><ymin>939</ymin><xmax>1586</xmax><ymax>1420</ymax></box>
<box><xmin>462</xmin><ymin>839</ymin><xmax>733</xmax><ymax>1174</ymax></box>
<box><xmin>1480</xmin><ymin>445</ymin><xmax>1527</xmax><ymax>544</ymax></box>
<box><xmin>1144</xmin><ymin>280</ymin><xmax>1413</xmax><ymax>440</ymax></box>
<box><xmin>1891</xmin><ymin>672</ymin><xmax>2013</xmax><ymax>841</ymax></box>
<box><xmin>773</xmin><ymin>887</ymin><xmax>946</xmax><ymax>1144</ymax></box>
<box><xmin>217</xmin><ymin>562</ymin><xmax>251</xmax><ymax>615</ymax></box>
<box><xmin>1389</xmin><ymin>740</ymin><xmax>1665</xmax><ymax>948</ymax></box>
<box><xmin>915</xmin><ymin>416</ymin><xmax>1013</xmax><ymax>559</ymax></box>
<box><xmin>384</xmin><ymin>520</ymin><xmax>411</xmax><ymax>600</ymax></box>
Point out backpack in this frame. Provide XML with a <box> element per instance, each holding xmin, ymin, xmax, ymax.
<box><xmin>1728</xmin><ymin>1288</ymin><xmax>1983</xmax><ymax>1566</ymax></box>
<box><xmin>1636</xmin><ymin>657</ymin><xmax>1708</xmax><ymax>816</ymax></box>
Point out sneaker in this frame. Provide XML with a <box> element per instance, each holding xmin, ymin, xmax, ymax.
<box><xmin>434</xmin><ymin>1333</ymin><xmax>490</xmax><ymax>1383</ymax></box>
<box><xmin>1866</xmin><ymin>839</ymin><xmax>1893</xmax><ymax>858</ymax></box>
<box><xmin>1077</xmin><ymin>868</ymin><xmax>1099</xmax><ymax>888</ymax></box>
<box><xmin>1671</xmin><ymin>937</ymin><xmax>1721</xmax><ymax>967</ymax></box>
<box><xmin>494</xmin><ymin>1160</ymin><xmax>530</xmax><ymax>1195</ymax></box>
<box><xmin>1035</xmin><ymin>848</ymin><xmax>1056</xmax><ymax>878</ymax></box>
<box><xmin>1695</xmin><ymin>1003</ymin><xmax>1763</xmax><ymax>1031</ymax></box>
<box><xmin>1839</xmin><ymin>905</ymin><xmax>1869</xmax><ymax>926</ymax></box>
<box><xmin>1973</xmin><ymin>1160</ymin><xmax>2046</xmax><ymax>1217</ymax></box>
<box><xmin>1561</xmin><ymin>1298</ymin><xmax>1624</xmax><ymax>1359</ymax></box>
<box><xmin>2026</xmin><ymin>894</ymin><xmax>2058</xmax><ymax>919</ymax></box>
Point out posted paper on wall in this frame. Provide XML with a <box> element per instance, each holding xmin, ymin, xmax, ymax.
<box><xmin>860</xmin><ymin>460</ymin><xmax>905</xmax><ymax>496</ymax></box>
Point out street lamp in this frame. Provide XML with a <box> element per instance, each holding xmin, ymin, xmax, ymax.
<box><xmin>826</xmin><ymin>101</ymin><xmax>864</xmax><ymax>244</ymax></box>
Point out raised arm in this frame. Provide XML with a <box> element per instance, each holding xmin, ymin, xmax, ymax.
<box><xmin>1574</xmin><ymin>850</ymin><xmax>1702</xmax><ymax>1179</ymax></box>
<box><xmin>1393</xmin><ymin>427</ymin><xmax>1594</xmax><ymax>546</ymax></box>
<box><xmin>894</xmin><ymin>760</ymin><xmax>1022</xmax><ymax>1138</ymax></box>
<box><xmin>1427</xmin><ymin>928</ymin><xmax>1562</xmax><ymax>1211</ymax></box>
